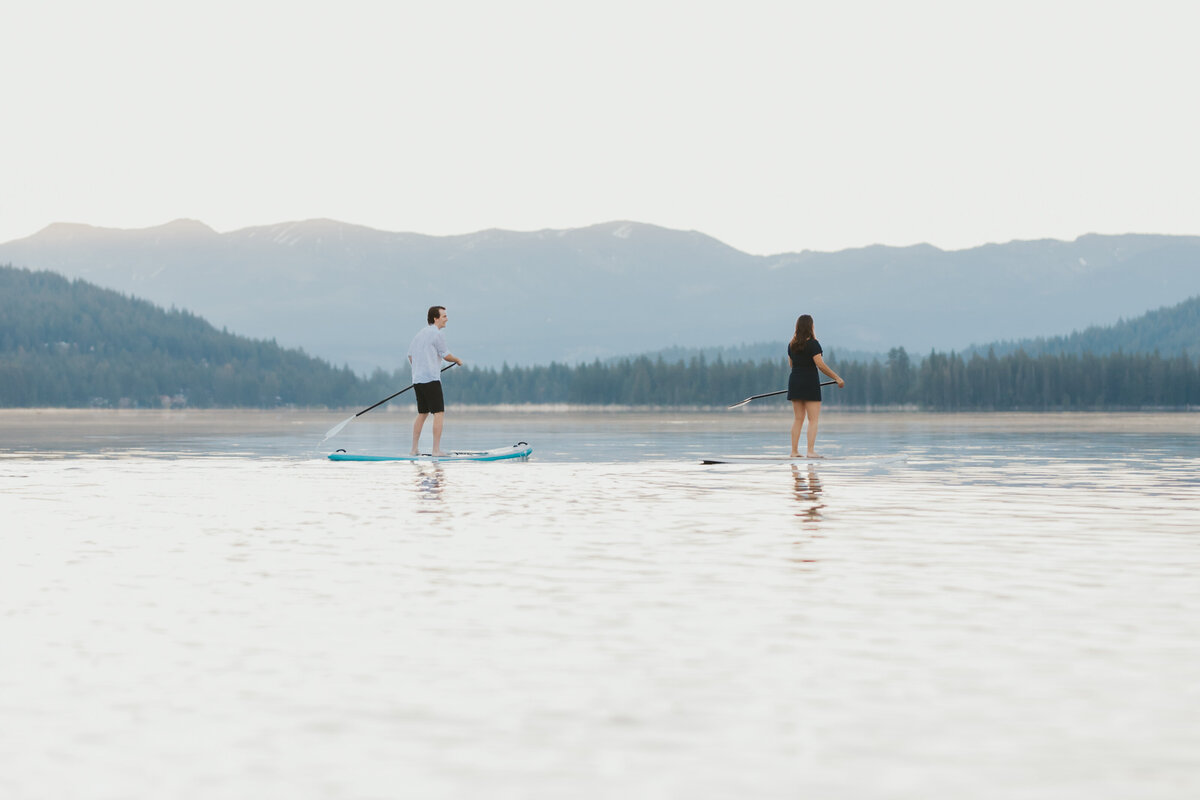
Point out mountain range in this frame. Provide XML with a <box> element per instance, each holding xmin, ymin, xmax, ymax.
<box><xmin>2</xmin><ymin>219</ymin><xmax>1198</xmax><ymax>372</ymax></box>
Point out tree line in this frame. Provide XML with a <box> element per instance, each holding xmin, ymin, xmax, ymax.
<box><xmin>819</xmin><ymin>347</ymin><xmax>1199</xmax><ymax>410</ymax></box>
<box><xmin>407</xmin><ymin>348</ymin><xmax>1199</xmax><ymax>410</ymax></box>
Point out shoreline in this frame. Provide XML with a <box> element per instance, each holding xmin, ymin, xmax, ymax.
<box><xmin>2</xmin><ymin>407</ymin><xmax>1196</xmax><ymax>439</ymax></box>
<box><xmin>1</xmin><ymin>404</ymin><xmax>1196</xmax><ymax>415</ymax></box>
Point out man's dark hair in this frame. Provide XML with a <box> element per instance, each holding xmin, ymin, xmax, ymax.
<box><xmin>427</xmin><ymin>306</ymin><xmax>446</xmax><ymax>325</ymax></box>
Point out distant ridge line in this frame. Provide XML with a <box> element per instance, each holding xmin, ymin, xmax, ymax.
<box><xmin>2</xmin><ymin>221</ymin><xmax>1199</xmax><ymax>372</ymax></box>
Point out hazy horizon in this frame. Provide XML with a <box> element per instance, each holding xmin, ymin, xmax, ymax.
<box><xmin>5</xmin><ymin>1</ymin><xmax>1198</xmax><ymax>255</ymax></box>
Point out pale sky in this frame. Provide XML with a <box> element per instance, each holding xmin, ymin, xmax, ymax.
<box><xmin>4</xmin><ymin>0</ymin><xmax>1198</xmax><ymax>255</ymax></box>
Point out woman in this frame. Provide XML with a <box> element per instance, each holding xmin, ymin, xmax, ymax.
<box><xmin>787</xmin><ymin>314</ymin><xmax>844</xmax><ymax>458</ymax></box>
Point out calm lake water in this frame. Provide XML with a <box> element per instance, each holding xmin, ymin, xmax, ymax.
<box><xmin>2</xmin><ymin>408</ymin><xmax>1198</xmax><ymax>799</ymax></box>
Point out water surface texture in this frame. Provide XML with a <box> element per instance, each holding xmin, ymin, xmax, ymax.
<box><xmin>2</xmin><ymin>409</ymin><xmax>1198</xmax><ymax>799</ymax></box>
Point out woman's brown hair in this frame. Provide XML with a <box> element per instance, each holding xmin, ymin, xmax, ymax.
<box><xmin>789</xmin><ymin>314</ymin><xmax>814</xmax><ymax>354</ymax></box>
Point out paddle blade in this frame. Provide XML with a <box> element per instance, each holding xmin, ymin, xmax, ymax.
<box><xmin>321</xmin><ymin>415</ymin><xmax>355</xmax><ymax>443</ymax></box>
<box><xmin>727</xmin><ymin>398</ymin><xmax>753</xmax><ymax>410</ymax></box>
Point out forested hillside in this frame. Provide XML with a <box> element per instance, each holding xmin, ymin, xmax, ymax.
<box><xmin>0</xmin><ymin>266</ymin><xmax>360</xmax><ymax>408</ymax></box>
<box><xmin>968</xmin><ymin>295</ymin><xmax>1200</xmax><ymax>359</ymax></box>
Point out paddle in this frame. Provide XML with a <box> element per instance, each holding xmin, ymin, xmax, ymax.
<box><xmin>727</xmin><ymin>380</ymin><xmax>837</xmax><ymax>409</ymax></box>
<box><xmin>321</xmin><ymin>363</ymin><xmax>457</xmax><ymax>442</ymax></box>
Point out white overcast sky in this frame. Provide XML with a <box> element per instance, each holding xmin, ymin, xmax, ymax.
<box><xmin>3</xmin><ymin>0</ymin><xmax>1197</xmax><ymax>254</ymax></box>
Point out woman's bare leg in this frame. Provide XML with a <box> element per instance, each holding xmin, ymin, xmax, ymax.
<box><xmin>790</xmin><ymin>400</ymin><xmax>805</xmax><ymax>457</ymax></box>
<box><xmin>806</xmin><ymin>401</ymin><xmax>822</xmax><ymax>457</ymax></box>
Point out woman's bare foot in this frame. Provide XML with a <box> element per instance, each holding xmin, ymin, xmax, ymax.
<box><xmin>806</xmin><ymin>453</ymin><xmax>824</xmax><ymax>459</ymax></box>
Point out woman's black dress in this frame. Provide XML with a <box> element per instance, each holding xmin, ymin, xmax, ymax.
<box><xmin>787</xmin><ymin>339</ymin><xmax>823</xmax><ymax>401</ymax></box>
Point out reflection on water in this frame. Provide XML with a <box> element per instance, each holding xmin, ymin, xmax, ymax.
<box><xmin>791</xmin><ymin>463</ymin><xmax>824</xmax><ymax>524</ymax></box>
<box><xmin>1</xmin><ymin>410</ymin><xmax>1198</xmax><ymax>799</ymax></box>
<box><xmin>414</xmin><ymin>464</ymin><xmax>445</xmax><ymax>508</ymax></box>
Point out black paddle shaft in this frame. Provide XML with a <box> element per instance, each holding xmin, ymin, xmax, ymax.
<box><xmin>729</xmin><ymin>379</ymin><xmax>838</xmax><ymax>409</ymax></box>
<box><xmin>355</xmin><ymin>363</ymin><xmax>456</xmax><ymax>418</ymax></box>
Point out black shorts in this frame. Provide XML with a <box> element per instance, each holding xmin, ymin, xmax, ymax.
<box><xmin>413</xmin><ymin>381</ymin><xmax>445</xmax><ymax>414</ymax></box>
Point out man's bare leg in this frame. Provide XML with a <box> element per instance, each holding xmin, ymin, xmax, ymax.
<box><xmin>411</xmin><ymin>413</ymin><xmax>428</xmax><ymax>454</ymax></box>
<box><xmin>431</xmin><ymin>412</ymin><xmax>446</xmax><ymax>455</ymax></box>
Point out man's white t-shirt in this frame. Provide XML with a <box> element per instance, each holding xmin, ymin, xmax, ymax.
<box><xmin>407</xmin><ymin>325</ymin><xmax>449</xmax><ymax>383</ymax></box>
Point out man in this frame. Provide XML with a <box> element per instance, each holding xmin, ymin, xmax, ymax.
<box><xmin>407</xmin><ymin>306</ymin><xmax>464</xmax><ymax>455</ymax></box>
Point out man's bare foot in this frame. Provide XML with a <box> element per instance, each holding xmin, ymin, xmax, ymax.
<box><xmin>789</xmin><ymin>453</ymin><xmax>801</xmax><ymax>458</ymax></box>
<box><xmin>432</xmin><ymin>451</ymin><xmax>449</xmax><ymax>457</ymax></box>
<box><xmin>806</xmin><ymin>453</ymin><xmax>824</xmax><ymax>459</ymax></box>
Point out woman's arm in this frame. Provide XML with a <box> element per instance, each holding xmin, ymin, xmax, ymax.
<box><xmin>813</xmin><ymin>354</ymin><xmax>845</xmax><ymax>388</ymax></box>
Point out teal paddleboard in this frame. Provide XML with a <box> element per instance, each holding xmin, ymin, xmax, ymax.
<box><xmin>329</xmin><ymin>442</ymin><xmax>532</xmax><ymax>462</ymax></box>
